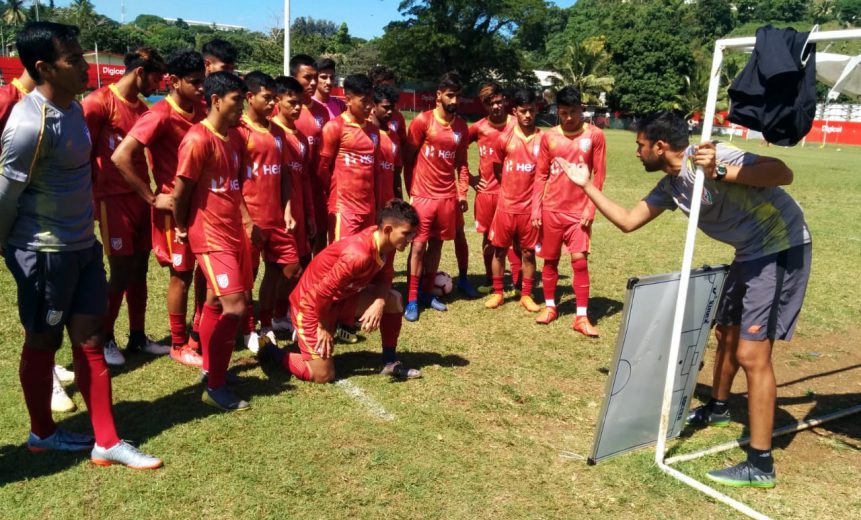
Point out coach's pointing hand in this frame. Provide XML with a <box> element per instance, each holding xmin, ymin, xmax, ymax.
<box><xmin>555</xmin><ymin>157</ymin><xmax>590</xmax><ymax>187</ymax></box>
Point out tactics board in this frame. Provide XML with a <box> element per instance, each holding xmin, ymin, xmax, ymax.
<box><xmin>588</xmin><ymin>265</ymin><xmax>729</xmax><ymax>464</ymax></box>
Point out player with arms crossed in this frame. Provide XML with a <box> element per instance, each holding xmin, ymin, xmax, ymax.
<box><xmin>259</xmin><ymin>200</ymin><xmax>422</xmax><ymax>382</ymax></box>
<box><xmin>314</xmin><ymin>57</ymin><xmax>347</xmax><ymax>118</ymax></box>
<box><xmin>533</xmin><ymin>86</ymin><xmax>605</xmax><ymax>336</ymax></box>
<box><xmin>557</xmin><ymin>111</ymin><xmax>811</xmax><ymax>488</ymax></box>
<box><xmin>484</xmin><ymin>89</ymin><xmax>542</xmax><ymax>312</ymax></box>
<box><xmin>173</xmin><ymin>72</ymin><xmax>253</xmax><ymax>411</ymax></box>
<box><xmin>82</xmin><ymin>47</ymin><xmax>170</xmax><ymax>365</ymax></box>
<box><xmin>112</xmin><ymin>50</ymin><xmax>206</xmax><ymax>368</ymax></box>
<box><xmin>403</xmin><ymin>71</ymin><xmax>472</xmax><ymax>321</ymax></box>
<box><xmin>0</xmin><ymin>21</ymin><xmax>161</xmax><ymax>468</ymax></box>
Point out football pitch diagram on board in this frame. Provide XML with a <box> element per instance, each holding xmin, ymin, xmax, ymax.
<box><xmin>589</xmin><ymin>265</ymin><xmax>729</xmax><ymax>464</ymax></box>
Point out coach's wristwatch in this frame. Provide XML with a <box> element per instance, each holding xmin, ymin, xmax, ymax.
<box><xmin>714</xmin><ymin>163</ymin><xmax>727</xmax><ymax>181</ymax></box>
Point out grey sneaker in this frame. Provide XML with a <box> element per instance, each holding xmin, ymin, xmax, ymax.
<box><xmin>102</xmin><ymin>339</ymin><xmax>126</xmax><ymax>366</ymax></box>
<box><xmin>27</xmin><ymin>429</ymin><xmax>94</xmax><ymax>453</ymax></box>
<box><xmin>687</xmin><ymin>404</ymin><xmax>731</xmax><ymax>427</ymax></box>
<box><xmin>91</xmin><ymin>440</ymin><xmax>163</xmax><ymax>469</ymax></box>
<box><xmin>127</xmin><ymin>334</ymin><xmax>171</xmax><ymax>355</ymax></box>
<box><xmin>706</xmin><ymin>460</ymin><xmax>776</xmax><ymax>488</ymax></box>
<box><xmin>380</xmin><ymin>361</ymin><xmax>422</xmax><ymax>379</ymax></box>
<box><xmin>202</xmin><ymin>386</ymin><xmax>250</xmax><ymax>411</ymax></box>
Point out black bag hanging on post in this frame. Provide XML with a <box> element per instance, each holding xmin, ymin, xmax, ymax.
<box><xmin>727</xmin><ymin>25</ymin><xmax>817</xmax><ymax>146</ymax></box>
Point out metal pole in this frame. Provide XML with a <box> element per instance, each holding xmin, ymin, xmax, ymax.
<box><xmin>94</xmin><ymin>41</ymin><xmax>101</xmax><ymax>89</ymax></box>
<box><xmin>34</xmin><ymin>0</ymin><xmax>40</xmax><ymax>21</ymax></box>
<box><xmin>283</xmin><ymin>0</ymin><xmax>290</xmax><ymax>75</ymax></box>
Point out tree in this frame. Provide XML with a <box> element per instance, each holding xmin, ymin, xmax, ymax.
<box><xmin>3</xmin><ymin>0</ymin><xmax>29</xmax><ymax>26</ymax></box>
<box><xmin>836</xmin><ymin>0</ymin><xmax>861</xmax><ymax>24</ymax></box>
<box><xmin>551</xmin><ymin>37</ymin><xmax>614</xmax><ymax>106</ymax></box>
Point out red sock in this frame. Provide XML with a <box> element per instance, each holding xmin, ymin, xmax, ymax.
<box><xmin>201</xmin><ymin>304</ymin><xmax>240</xmax><ymax>389</ymax></box>
<box><xmin>572</xmin><ymin>258</ymin><xmax>590</xmax><ymax>309</ymax></box>
<box><xmin>283</xmin><ymin>351</ymin><xmax>312</xmax><ymax>381</ymax></box>
<box><xmin>243</xmin><ymin>305</ymin><xmax>256</xmax><ymax>335</ymax></box>
<box><xmin>508</xmin><ymin>248</ymin><xmax>522</xmax><ymax>287</ymax></box>
<box><xmin>455</xmin><ymin>235</ymin><xmax>468</xmax><ymax>273</ymax></box>
<box><xmin>103</xmin><ymin>289</ymin><xmax>124</xmax><ymax>338</ymax></box>
<box><xmin>72</xmin><ymin>345</ymin><xmax>120</xmax><ymax>448</ymax></box>
<box><xmin>492</xmin><ymin>275</ymin><xmax>505</xmax><ymax>296</ymax></box>
<box><xmin>19</xmin><ymin>347</ymin><xmax>56</xmax><ymax>438</ymax></box>
<box><xmin>380</xmin><ymin>312</ymin><xmax>402</xmax><ymax>348</ymax></box>
<box><xmin>274</xmin><ymin>297</ymin><xmax>289</xmax><ymax>319</ymax></box>
<box><xmin>126</xmin><ymin>282</ymin><xmax>147</xmax><ymax>332</ymax></box>
<box><xmin>542</xmin><ymin>259</ymin><xmax>559</xmax><ymax>304</ymax></box>
<box><xmin>259</xmin><ymin>307</ymin><xmax>273</xmax><ymax>328</ymax></box>
<box><xmin>422</xmin><ymin>272</ymin><xmax>436</xmax><ymax>295</ymax></box>
<box><xmin>408</xmin><ymin>273</ymin><xmax>420</xmax><ymax>302</ymax></box>
<box><xmin>522</xmin><ymin>271</ymin><xmax>534</xmax><ymax>298</ymax></box>
<box><xmin>168</xmin><ymin>313</ymin><xmax>187</xmax><ymax>348</ymax></box>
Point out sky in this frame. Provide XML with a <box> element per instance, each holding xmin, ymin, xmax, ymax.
<box><xmin>53</xmin><ymin>0</ymin><xmax>577</xmax><ymax>40</ymax></box>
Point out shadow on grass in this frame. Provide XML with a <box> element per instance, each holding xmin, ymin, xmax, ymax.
<box><xmin>0</xmin><ymin>362</ymin><xmax>294</xmax><ymax>486</ymax></box>
<box><xmin>333</xmin><ymin>349</ymin><xmax>469</xmax><ymax>379</ymax></box>
<box><xmin>557</xmin><ymin>295</ymin><xmax>624</xmax><ymax>323</ymax></box>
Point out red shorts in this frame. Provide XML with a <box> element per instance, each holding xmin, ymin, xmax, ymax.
<box><xmin>96</xmin><ymin>194</ymin><xmax>151</xmax><ymax>256</ymax></box>
<box><xmin>292</xmin><ymin>297</ymin><xmax>359</xmax><ymax>361</ymax></box>
<box><xmin>474</xmin><ymin>191</ymin><xmax>498</xmax><ymax>234</ymax></box>
<box><xmin>490</xmin><ymin>211</ymin><xmax>539</xmax><ymax>250</ymax></box>
<box><xmin>197</xmin><ymin>246</ymin><xmax>254</xmax><ymax>297</ymax></box>
<box><xmin>328</xmin><ymin>210</ymin><xmax>375</xmax><ymax>243</ymax></box>
<box><xmin>251</xmin><ymin>227</ymin><xmax>301</xmax><ymax>272</ymax></box>
<box><xmin>537</xmin><ymin>211</ymin><xmax>591</xmax><ymax>260</ymax></box>
<box><xmin>152</xmin><ymin>207</ymin><xmax>195</xmax><ymax>272</ymax></box>
<box><xmin>411</xmin><ymin>196</ymin><xmax>457</xmax><ymax>242</ymax></box>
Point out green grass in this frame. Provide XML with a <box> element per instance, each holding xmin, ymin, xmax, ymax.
<box><xmin>1</xmin><ymin>130</ymin><xmax>859</xmax><ymax>519</ymax></box>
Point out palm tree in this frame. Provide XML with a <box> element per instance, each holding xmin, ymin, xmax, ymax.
<box><xmin>551</xmin><ymin>37</ymin><xmax>615</xmax><ymax>106</ymax></box>
<box><xmin>3</xmin><ymin>0</ymin><xmax>30</xmax><ymax>26</ymax></box>
<box><xmin>69</xmin><ymin>0</ymin><xmax>95</xmax><ymax>28</ymax></box>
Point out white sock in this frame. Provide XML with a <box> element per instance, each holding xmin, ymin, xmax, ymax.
<box><xmin>545</xmin><ymin>299</ymin><xmax>556</xmax><ymax>307</ymax></box>
<box><xmin>576</xmin><ymin>306</ymin><xmax>588</xmax><ymax>316</ymax></box>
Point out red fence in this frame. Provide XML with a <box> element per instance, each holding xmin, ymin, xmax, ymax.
<box><xmin>719</xmin><ymin>120</ymin><xmax>861</xmax><ymax>146</ymax></box>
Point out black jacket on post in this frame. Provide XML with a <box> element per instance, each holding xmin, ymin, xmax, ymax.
<box><xmin>727</xmin><ymin>25</ymin><xmax>817</xmax><ymax>146</ymax></box>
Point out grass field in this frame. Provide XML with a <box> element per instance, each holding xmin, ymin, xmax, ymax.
<box><xmin>1</xmin><ymin>129</ymin><xmax>860</xmax><ymax>519</ymax></box>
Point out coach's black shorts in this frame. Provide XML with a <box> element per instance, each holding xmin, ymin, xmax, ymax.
<box><xmin>4</xmin><ymin>242</ymin><xmax>107</xmax><ymax>334</ymax></box>
<box><xmin>715</xmin><ymin>243</ymin><xmax>812</xmax><ymax>342</ymax></box>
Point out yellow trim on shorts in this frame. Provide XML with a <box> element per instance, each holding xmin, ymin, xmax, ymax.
<box><xmin>201</xmin><ymin>253</ymin><xmax>221</xmax><ymax>297</ymax></box>
<box><xmin>164</xmin><ymin>214</ymin><xmax>174</xmax><ymax>257</ymax></box>
<box><xmin>295</xmin><ymin>311</ymin><xmax>318</xmax><ymax>360</ymax></box>
<box><xmin>335</xmin><ymin>212</ymin><xmax>342</xmax><ymax>242</ymax></box>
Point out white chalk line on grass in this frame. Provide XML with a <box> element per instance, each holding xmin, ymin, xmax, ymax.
<box><xmin>335</xmin><ymin>379</ymin><xmax>395</xmax><ymax>421</ymax></box>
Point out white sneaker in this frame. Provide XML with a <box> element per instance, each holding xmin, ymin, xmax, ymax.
<box><xmin>51</xmin><ymin>372</ymin><xmax>76</xmax><ymax>413</ymax></box>
<box><xmin>244</xmin><ymin>331</ymin><xmax>261</xmax><ymax>354</ymax></box>
<box><xmin>102</xmin><ymin>339</ymin><xmax>126</xmax><ymax>366</ymax></box>
<box><xmin>128</xmin><ymin>335</ymin><xmax>171</xmax><ymax>355</ymax></box>
<box><xmin>271</xmin><ymin>316</ymin><xmax>294</xmax><ymax>334</ymax></box>
<box><xmin>53</xmin><ymin>365</ymin><xmax>75</xmax><ymax>383</ymax></box>
<box><xmin>260</xmin><ymin>327</ymin><xmax>277</xmax><ymax>345</ymax></box>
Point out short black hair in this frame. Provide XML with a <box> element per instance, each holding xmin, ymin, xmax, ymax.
<box><xmin>636</xmin><ymin>111</ymin><xmax>690</xmax><ymax>151</ymax></box>
<box><xmin>204</xmin><ymin>71</ymin><xmax>247</xmax><ymax>108</ymax></box>
<box><xmin>274</xmin><ymin>75</ymin><xmax>303</xmax><ymax>96</ymax></box>
<box><xmin>556</xmin><ymin>86</ymin><xmax>582</xmax><ymax>108</ymax></box>
<box><xmin>368</xmin><ymin>65</ymin><xmax>395</xmax><ymax>86</ymax></box>
<box><xmin>315</xmin><ymin>57</ymin><xmax>336</xmax><ymax>72</ymax></box>
<box><xmin>166</xmin><ymin>50</ymin><xmax>204</xmax><ymax>78</ymax></box>
<box><xmin>201</xmin><ymin>38</ymin><xmax>237</xmax><ymax>65</ymax></box>
<box><xmin>478</xmin><ymin>81</ymin><xmax>503</xmax><ymax>104</ymax></box>
<box><xmin>373</xmin><ymin>84</ymin><xmax>399</xmax><ymax>104</ymax></box>
<box><xmin>244</xmin><ymin>70</ymin><xmax>275</xmax><ymax>94</ymax></box>
<box><xmin>376</xmin><ymin>199</ymin><xmax>419</xmax><ymax>227</ymax></box>
<box><xmin>438</xmin><ymin>71</ymin><xmax>462</xmax><ymax>93</ymax></box>
<box><xmin>343</xmin><ymin>73</ymin><xmax>372</xmax><ymax>96</ymax></box>
<box><xmin>124</xmin><ymin>47</ymin><xmax>166</xmax><ymax>75</ymax></box>
<box><xmin>16</xmin><ymin>21</ymin><xmax>80</xmax><ymax>84</ymax></box>
<box><xmin>511</xmin><ymin>88</ymin><xmax>538</xmax><ymax>108</ymax></box>
<box><xmin>289</xmin><ymin>54</ymin><xmax>316</xmax><ymax>77</ymax></box>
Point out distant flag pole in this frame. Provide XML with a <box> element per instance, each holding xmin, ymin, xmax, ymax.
<box><xmin>283</xmin><ymin>0</ymin><xmax>290</xmax><ymax>75</ymax></box>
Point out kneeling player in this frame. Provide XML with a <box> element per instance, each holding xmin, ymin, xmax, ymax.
<box><xmin>259</xmin><ymin>200</ymin><xmax>421</xmax><ymax>383</ymax></box>
<box><xmin>485</xmin><ymin>89</ymin><xmax>541</xmax><ymax>312</ymax></box>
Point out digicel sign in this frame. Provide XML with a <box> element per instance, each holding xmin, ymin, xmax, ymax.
<box><xmin>101</xmin><ymin>65</ymin><xmax>125</xmax><ymax>77</ymax></box>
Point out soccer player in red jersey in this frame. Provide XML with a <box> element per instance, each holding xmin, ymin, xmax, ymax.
<box><xmin>112</xmin><ymin>50</ymin><xmax>207</xmax><ymax>365</ymax></box>
<box><xmin>291</xmin><ymin>54</ymin><xmax>331</xmax><ymax>254</ymax></box>
<box><xmin>314</xmin><ymin>57</ymin><xmax>347</xmax><ymax>119</ymax></box>
<box><xmin>368</xmin><ymin>66</ymin><xmax>407</xmax><ymax>146</ymax></box>
<box><xmin>370</xmin><ymin>84</ymin><xmax>404</xmax><ymax>207</ymax></box>
<box><xmin>258</xmin><ymin>200</ymin><xmax>421</xmax><ymax>382</ymax></box>
<box><xmin>484</xmin><ymin>89</ymin><xmax>542</xmax><ymax>312</ymax></box>
<box><xmin>83</xmin><ymin>48</ymin><xmax>169</xmax><ymax>365</ymax></box>
<box><xmin>533</xmin><ymin>86</ymin><xmax>605</xmax><ymax>336</ymax></box>
<box><xmin>402</xmin><ymin>72</ymin><xmax>472</xmax><ymax>321</ymax></box>
<box><xmin>173</xmin><ymin>71</ymin><xmax>252</xmax><ymax>411</ymax></box>
<box><xmin>319</xmin><ymin>73</ymin><xmax>380</xmax><ymax>243</ymax></box>
<box><xmin>468</xmin><ymin>81</ymin><xmax>522</xmax><ymax>294</ymax></box>
<box><xmin>202</xmin><ymin>38</ymin><xmax>237</xmax><ymax>75</ymax></box>
<box><xmin>0</xmin><ymin>70</ymin><xmax>35</xmax><ymax>144</ymax></box>
<box><xmin>236</xmin><ymin>71</ymin><xmax>303</xmax><ymax>353</ymax></box>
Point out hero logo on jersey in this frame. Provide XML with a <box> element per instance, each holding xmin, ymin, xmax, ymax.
<box><xmin>111</xmin><ymin>237</ymin><xmax>123</xmax><ymax>251</ymax></box>
<box><xmin>216</xmin><ymin>274</ymin><xmax>230</xmax><ymax>289</ymax></box>
<box><xmin>579</xmin><ymin>138</ymin><xmax>592</xmax><ymax>153</ymax></box>
<box><xmin>45</xmin><ymin>309</ymin><xmax>63</xmax><ymax>326</ymax></box>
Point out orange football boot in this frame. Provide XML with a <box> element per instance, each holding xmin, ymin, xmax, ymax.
<box><xmin>572</xmin><ymin>316</ymin><xmax>600</xmax><ymax>337</ymax></box>
<box><xmin>535</xmin><ymin>306</ymin><xmax>558</xmax><ymax>324</ymax></box>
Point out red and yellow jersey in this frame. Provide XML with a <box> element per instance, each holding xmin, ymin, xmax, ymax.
<box><xmin>274</xmin><ymin>119</ymin><xmax>315</xmax><ymax>225</ymax></box>
<box><xmin>492</xmin><ymin>126</ymin><xmax>542</xmax><ymax>215</ymax></box>
<box><xmin>389</xmin><ymin>109</ymin><xmax>408</xmax><ymax>147</ymax></box>
<box><xmin>177</xmin><ymin>121</ymin><xmax>244</xmax><ymax>253</ymax></box>
<box><xmin>128</xmin><ymin>96</ymin><xmax>205</xmax><ymax>194</ymax></box>
<box><xmin>290</xmin><ymin>226</ymin><xmax>394</xmax><ymax>319</ymax></box>
<box><xmin>469</xmin><ymin>116</ymin><xmax>513</xmax><ymax>194</ymax></box>
<box><xmin>237</xmin><ymin>115</ymin><xmax>288</xmax><ymax>230</ymax></box>
<box><xmin>295</xmin><ymin>98</ymin><xmax>330</xmax><ymax>162</ymax></box>
<box><xmin>406</xmin><ymin>109</ymin><xmax>469</xmax><ymax>200</ymax></box>
<box><xmin>82</xmin><ymin>84</ymin><xmax>148</xmax><ymax>200</ymax></box>
<box><xmin>377</xmin><ymin>128</ymin><xmax>402</xmax><ymax>210</ymax></box>
<box><xmin>0</xmin><ymin>78</ymin><xmax>30</xmax><ymax>139</ymax></box>
<box><xmin>320</xmin><ymin>113</ymin><xmax>380</xmax><ymax>215</ymax></box>
<box><xmin>535</xmin><ymin>124</ymin><xmax>606</xmax><ymax>219</ymax></box>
